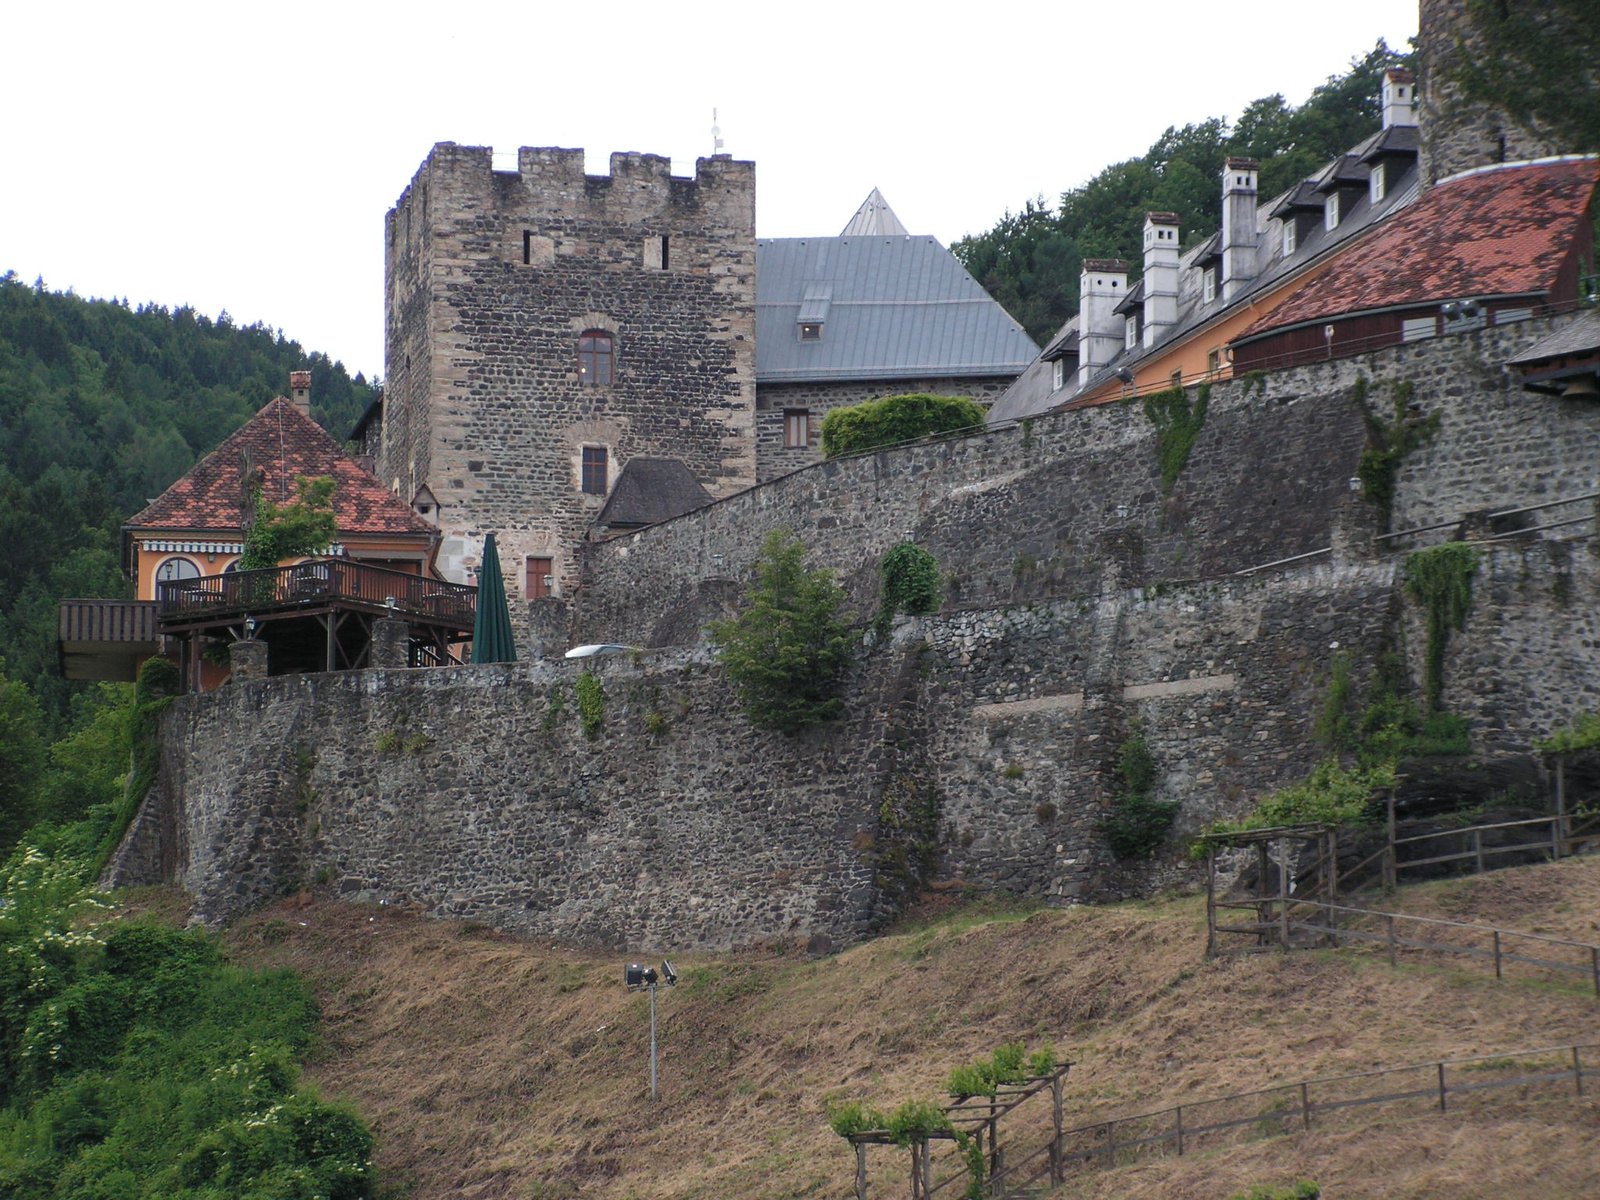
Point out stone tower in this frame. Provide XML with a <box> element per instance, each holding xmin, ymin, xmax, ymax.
<box><xmin>1417</xmin><ymin>0</ymin><xmax>1560</xmax><ymax>185</ymax></box>
<box><xmin>379</xmin><ymin>144</ymin><xmax>757</xmax><ymax>597</ymax></box>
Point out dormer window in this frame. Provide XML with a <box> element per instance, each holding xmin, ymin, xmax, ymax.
<box><xmin>1325</xmin><ymin>192</ymin><xmax>1341</xmax><ymax>231</ymax></box>
<box><xmin>1370</xmin><ymin>162</ymin><xmax>1387</xmax><ymax>204</ymax></box>
<box><xmin>1052</xmin><ymin>359</ymin><xmax>1065</xmax><ymax>392</ymax></box>
<box><xmin>1125</xmin><ymin>316</ymin><xmax>1139</xmax><ymax>350</ymax></box>
<box><xmin>1202</xmin><ymin>268</ymin><xmax>1217</xmax><ymax>304</ymax></box>
<box><xmin>799</xmin><ymin>322</ymin><xmax>822</xmax><ymax>341</ymax></box>
<box><xmin>1282</xmin><ymin>220</ymin><xmax>1297</xmax><ymax>256</ymax></box>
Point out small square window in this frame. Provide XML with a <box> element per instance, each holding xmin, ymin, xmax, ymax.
<box><xmin>1401</xmin><ymin>316</ymin><xmax>1437</xmax><ymax>343</ymax></box>
<box><xmin>799</xmin><ymin>322</ymin><xmax>822</xmax><ymax>341</ymax></box>
<box><xmin>581</xmin><ymin>446</ymin><xmax>608</xmax><ymax>495</ymax></box>
<box><xmin>784</xmin><ymin>409</ymin><xmax>810</xmax><ymax>449</ymax></box>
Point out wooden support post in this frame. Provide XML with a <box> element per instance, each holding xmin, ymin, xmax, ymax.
<box><xmin>1103</xmin><ymin>1121</ymin><xmax>1115</xmax><ymax>1168</ymax></box>
<box><xmin>1552</xmin><ymin>813</ymin><xmax>1562</xmax><ymax>863</ymax></box>
<box><xmin>1557</xmin><ymin>758</ymin><xmax>1568</xmax><ymax>855</ymax></box>
<box><xmin>1575</xmin><ymin>1046</ymin><xmax>1585</xmax><ymax>1098</ymax></box>
<box><xmin>1175</xmin><ymin>1105</ymin><xmax>1184</xmax><ymax>1156</ymax></box>
<box><xmin>1050</xmin><ymin>1075</ymin><xmax>1063</xmax><ymax>1185</ymax></box>
<box><xmin>921</xmin><ymin>1140</ymin><xmax>931</xmax><ymax>1200</ymax></box>
<box><xmin>856</xmin><ymin>1142</ymin><xmax>868</xmax><ymax>1200</ymax></box>
<box><xmin>1386</xmin><ymin>792</ymin><xmax>1398</xmax><ymax>891</ymax></box>
<box><xmin>1437</xmin><ymin>1062</ymin><xmax>1448</xmax><ymax>1112</ymax></box>
<box><xmin>992</xmin><ymin>1145</ymin><xmax>1004</xmax><ymax>1198</ymax></box>
<box><xmin>1591</xmin><ymin>946</ymin><xmax>1599</xmax><ymax>1000</ymax></box>
<box><xmin>1257</xmin><ymin>842</ymin><xmax>1270</xmax><ymax>944</ymax></box>
<box><xmin>1327</xmin><ymin>830</ymin><xmax>1340</xmax><ymax>947</ymax></box>
<box><xmin>324</xmin><ymin>612</ymin><xmax>337</xmax><ymax>674</ymax></box>
<box><xmin>1474</xmin><ymin>828</ymin><xmax>1484</xmax><ymax>874</ymax></box>
<box><xmin>1300</xmin><ymin>1081</ymin><xmax>1312</xmax><ymax>1131</ymax></box>
<box><xmin>1205</xmin><ymin>849</ymin><xmax>1217</xmax><ymax>957</ymax></box>
<box><xmin>908</xmin><ymin>1143</ymin><xmax>920</xmax><ymax>1200</ymax></box>
<box><xmin>1387</xmin><ymin>914</ymin><xmax>1398</xmax><ymax>967</ymax></box>
<box><xmin>1277</xmin><ymin>838</ymin><xmax>1290</xmax><ymax>950</ymax></box>
<box><xmin>1493</xmin><ymin>930</ymin><xmax>1502</xmax><ymax>980</ymax></box>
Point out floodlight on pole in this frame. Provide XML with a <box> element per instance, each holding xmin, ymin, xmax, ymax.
<box><xmin>625</xmin><ymin>960</ymin><xmax>678</xmax><ymax>1101</ymax></box>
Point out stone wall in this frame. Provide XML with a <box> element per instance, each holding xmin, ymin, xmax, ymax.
<box><xmin>380</xmin><ymin>145</ymin><xmax>759</xmax><ymax>598</ymax></box>
<box><xmin>576</xmin><ymin>317</ymin><xmax>1589</xmax><ymax>652</ymax></box>
<box><xmin>753</xmin><ymin>376</ymin><xmax>1015</xmax><ymax>483</ymax></box>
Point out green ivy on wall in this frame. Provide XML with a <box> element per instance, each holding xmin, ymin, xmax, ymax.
<box><xmin>1142</xmin><ymin>383</ymin><xmax>1211</xmax><ymax>496</ymax></box>
<box><xmin>1352</xmin><ymin>376</ymin><xmax>1436</xmax><ymax>524</ymax></box>
<box><xmin>875</xmin><ymin>542</ymin><xmax>943</xmax><ymax>637</ymax></box>
<box><xmin>1403</xmin><ymin>542</ymin><xmax>1478</xmax><ymax>713</ymax></box>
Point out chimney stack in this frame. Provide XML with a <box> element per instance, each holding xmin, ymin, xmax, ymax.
<box><xmin>1221</xmin><ymin>158</ymin><xmax>1259</xmax><ymax>301</ymax></box>
<box><xmin>1382</xmin><ymin>68</ymin><xmax>1416</xmax><ymax>129</ymax></box>
<box><xmin>1077</xmin><ymin>259</ymin><xmax>1129</xmax><ymax>389</ymax></box>
<box><xmin>289</xmin><ymin>370</ymin><xmax>312</xmax><ymax>416</ymax></box>
<box><xmin>1142</xmin><ymin>213</ymin><xmax>1181</xmax><ymax>348</ymax></box>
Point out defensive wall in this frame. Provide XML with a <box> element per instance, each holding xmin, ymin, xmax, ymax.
<box><xmin>117</xmin><ymin>314</ymin><xmax>1600</xmax><ymax>946</ymax></box>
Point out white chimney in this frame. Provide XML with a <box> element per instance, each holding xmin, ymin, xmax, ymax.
<box><xmin>1077</xmin><ymin>259</ymin><xmax>1129</xmax><ymax>389</ymax></box>
<box><xmin>1221</xmin><ymin>157</ymin><xmax>1259</xmax><ymax>302</ymax></box>
<box><xmin>1382</xmin><ymin>68</ymin><xmax>1417</xmax><ymax>129</ymax></box>
<box><xmin>1142</xmin><ymin>213</ymin><xmax>1181</xmax><ymax>348</ymax></box>
<box><xmin>289</xmin><ymin>370</ymin><xmax>312</xmax><ymax>416</ymax></box>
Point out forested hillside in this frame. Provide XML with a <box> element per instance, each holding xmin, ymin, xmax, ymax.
<box><xmin>952</xmin><ymin>41</ymin><xmax>1412</xmax><ymax>345</ymax></box>
<box><xmin>0</xmin><ymin>271</ymin><xmax>378</xmax><ymax>735</ymax></box>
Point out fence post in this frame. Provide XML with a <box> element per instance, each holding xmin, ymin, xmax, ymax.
<box><xmin>1104</xmin><ymin>1121</ymin><xmax>1116</xmax><ymax>1168</ymax></box>
<box><xmin>1175</xmin><ymin>1105</ymin><xmax>1184</xmax><ymax>1156</ymax></box>
<box><xmin>856</xmin><ymin>1141</ymin><xmax>868</xmax><ymax>1200</ymax></box>
<box><xmin>1327</xmin><ymin>830</ymin><xmax>1340</xmax><ymax>947</ymax></box>
<box><xmin>993</xmin><ymin>1146</ymin><xmax>1004</xmax><ymax>1199</ymax></box>
<box><xmin>1552</xmin><ymin>814</ymin><xmax>1562</xmax><ymax>863</ymax></box>
<box><xmin>922</xmin><ymin>1139</ymin><xmax>932</xmax><ymax>1200</ymax></box>
<box><xmin>1386</xmin><ymin>792</ymin><xmax>1398</xmax><ymax>891</ymax></box>
<box><xmin>1575</xmin><ymin>1046</ymin><xmax>1585</xmax><ymax>1098</ymax></box>
<box><xmin>1437</xmin><ymin>1062</ymin><xmax>1448</xmax><ymax>1113</ymax></box>
<box><xmin>1051</xmin><ymin>1075</ymin><xmax>1063</xmax><ymax>1185</ymax></box>
<box><xmin>1493</xmin><ymin>930</ymin><xmax>1502</xmax><ymax>980</ymax></box>
<box><xmin>1205</xmin><ymin>848</ymin><xmax>1217</xmax><ymax>957</ymax></box>
<box><xmin>1387</xmin><ymin>914</ymin><xmax>1398</xmax><ymax>967</ymax></box>
<box><xmin>1591</xmin><ymin>947</ymin><xmax>1599</xmax><ymax>1000</ymax></box>
<box><xmin>1277</xmin><ymin>838</ymin><xmax>1291</xmax><ymax>950</ymax></box>
<box><xmin>1300</xmin><ymin>1081</ymin><xmax>1311</xmax><ymax>1131</ymax></box>
<box><xmin>1474</xmin><ymin>828</ymin><xmax>1484</xmax><ymax>874</ymax></box>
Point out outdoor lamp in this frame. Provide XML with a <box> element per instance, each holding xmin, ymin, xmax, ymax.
<box><xmin>624</xmin><ymin>959</ymin><xmax>679</xmax><ymax>1101</ymax></box>
<box><xmin>243</xmin><ymin>617</ymin><xmax>257</xmax><ymax>639</ymax></box>
<box><xmin>625</xmin><ymin>963</ymin><xmax>645</xmax><ymax>987</ymax></box>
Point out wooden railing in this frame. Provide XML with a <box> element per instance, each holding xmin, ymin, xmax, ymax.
<box><xmin>156</xmin><ymin>559</ymin><xmax>476</xmax><ymax>627</ymax></box>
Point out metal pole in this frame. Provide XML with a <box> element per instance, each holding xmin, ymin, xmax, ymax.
<box><xmin>650</xmin><ymin>984</ymin><xmax>659</xmax><ymax>1102</ymax></box>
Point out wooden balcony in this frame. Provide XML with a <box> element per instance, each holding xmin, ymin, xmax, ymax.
<box><xmin>156</xmin><ymin>558</ymin><xmax>476</xmax><ymax>633</ymax></box>
<box><xmin>58</xmin><ymin>599</ymin><xmax>162</xmax><ymax>681</ymax></box>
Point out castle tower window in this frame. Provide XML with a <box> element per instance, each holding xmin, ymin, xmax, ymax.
<box><xmin>578</xmin><ymin>331</ymin><xmax>613</xmax><ymax>387</ymax></box>
<box><xmin>784</xmin><ymin>409</ymin><xmax>810</xmax><ymax>449</ymax></box>
<box><xmin>660</xmin><ymin>235</ymin><xmax>669</xmax><ymax>270</ymax></box>
<box><xmin>581</xmin><ymin>446</ymin><xmax>609</xmax><ymax>495</ymax></box>
<box><xmin>525</xmin><ymin>556</ymin><xmax>554</xmax><ymax>598</ymax></box>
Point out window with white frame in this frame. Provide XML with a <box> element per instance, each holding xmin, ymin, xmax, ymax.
<box><xmin>1202</xmin><ymin>268</ymin><xmax>1217</xmax><ymax>304</ymax></box>
<box><xmin>1325</xmin><ymin>193</ymin><xmax>1340</xmax><ymax>231</ymax></box>
<box><xmin>1125</xmin><ymin>316</ymin><xmax>1139</xmax><ymax>349</ymax></box>
<box><xmin>1370</xmin><ymin>162</ymin><xmax>1387</xmax><ymax>204</ymax></box>
<box><xmin>1052</xmin><ymin>359</ymin><xmax>1065</xmax><ymax>392</ymax></box>
<box><xmin>1401</xmin><ymin>316</ymin><xmax>1437</xmax><ymax>343</ymax></box>
<box><xmin>1282</xmin><ymin>220</ymin><xmax>1297</xmax><ymax>256</ymax></box>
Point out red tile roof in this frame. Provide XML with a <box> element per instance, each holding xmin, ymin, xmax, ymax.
<box><xmin>126</xmin><ymin>398</ymin><xmax>435</xmax><ymax>538</ymax></box>
<box><xmin>1237</xmin><ymin>158</ymin><xmax>1600</xmax><ymax>341</ymax></box>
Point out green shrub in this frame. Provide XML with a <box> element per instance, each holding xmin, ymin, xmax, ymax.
<box><xmin>0</xmin><ymin>840</ymin><xmax>377</xmax><ymax>1198</ymax></box>
<box><xmin>826</xmin><ymin>1099</ymin><xmax>886</xmax><ymax>1138</ymax></box>
<box><xmin>708</xmin><ymin>529</ymin><xmax>855</xmax><ymax>735</ymax></box>
<box><xmin>238</xmin><ymin>475</ymin><xmax>338</xmax><ymax>571</ymax></box>
<box><xmin>1403</xmin><ymin>542</ymin><xmax>1478</xmax><ymax>713</ymax></box>
<box><xmin>1538</xmin><ymin>709</ymin><xmax>1600</xmax><ymax>756</ymax></box>
<box><xmin>884</xmin><ymin>1098</ymin><xmax>952</xmax><ymax>1146</ymax></box>
<box><xmin>875</xmin><ymin>542</ymin><xmax>943</xmax><ymax>636</ymax></box>
<box><xmin>820</xmin><ymin>394</ymin><xmax>985</xmax><ymax>458</ymax></box>
<box><xmin>1197</xmin><ymin>758</ymin><xmax>1396</xmax><ymax>852</ymax></box>
<box><xmin>1102</xmin><ymin>721</ymin><xmax>1176</xmax><ymax>858</ymax></box>
<box><xmin>1228</xmin><ymin>1183</ymin><xmax>1320</xmax><ymax>1200</ymax></box>
<box><xmin>575</xmin><ymin>672</ymin><xmax>605</xmax><ymax>741</ymax></box>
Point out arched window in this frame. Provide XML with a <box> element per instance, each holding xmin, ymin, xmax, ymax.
<box><xmin>578</xmin><ymin>330</ymin><xmax>613</xmax><ymax>387</ymax></box>
<box><xmin>155</xmin><ymin>556</ymin><xmax>201</xmax><ymax>584</ymax></box>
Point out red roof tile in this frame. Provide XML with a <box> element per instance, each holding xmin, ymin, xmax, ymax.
<box><xmin>1237</xmin><ymin>159</ymin><xmax>1600</xmax><ymax>341</ymax></box>
<box><xmin>126</xmin><ymin>398</ymin><xmax>435</xmax><ymax>539</ymax></box>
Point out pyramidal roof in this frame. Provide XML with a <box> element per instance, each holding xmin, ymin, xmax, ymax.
<box><xmin>126</xmin><ymin>398</ymin><xmax>435</xmax><ymax>538</ymax></box>
<box><xmin>840</xmin><ymin>188</ymin><xmax>909</xmax><ymax>237</ymax></box>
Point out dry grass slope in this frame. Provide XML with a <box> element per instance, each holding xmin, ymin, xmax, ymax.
<box><xmin>206</xmin><ymin>857</ymin><xmax>1600</xmax><ymax>1200</ymax></box>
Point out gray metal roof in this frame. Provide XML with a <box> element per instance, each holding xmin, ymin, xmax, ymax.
<box><xmin>840</xmin><ymin>188</ymin><xmax>909</xmax><ymax>236</ymax></box>
<box><xmin>1507</xmin><ymin>309</ymin><xmax>1600</xmax><ymax>365</ymax></box>
<box><xmin>756</xmin><ymin>235</ymin><xmax>1039</xmax><ymax>383</ymax></box>
<box><xmin>594</xmin><ymin>457</ymin><xmax>712</xmax><ymax>529</ymax></box>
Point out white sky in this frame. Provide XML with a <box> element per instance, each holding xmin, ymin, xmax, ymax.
<box><xmin>3</xmin><ymin>0</ymin><xmax>1418</xmax><ymax>381</ymax></box>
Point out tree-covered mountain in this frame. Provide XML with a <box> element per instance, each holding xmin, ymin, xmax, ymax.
<box><xmin>0</xmin><ymin>271</ymin><xmax>378</xmax><ymax>734</ymax></box>
<box><xmin>952</xmin><ymin>41</ymin><xmax>1413</xmax><ymax>346</ymax></box>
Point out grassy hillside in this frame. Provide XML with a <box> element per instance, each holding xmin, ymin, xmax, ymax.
<box><xmin>214</xmin><ymin>857</ymin><xmax>1600</xmax><ymax>1200</ymax></box>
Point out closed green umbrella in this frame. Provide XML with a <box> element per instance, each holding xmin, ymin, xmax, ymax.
<box><xmin>470</xmin><ymin>532</ymin><xmax>517</xmax><ymax>663</ymax></box>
